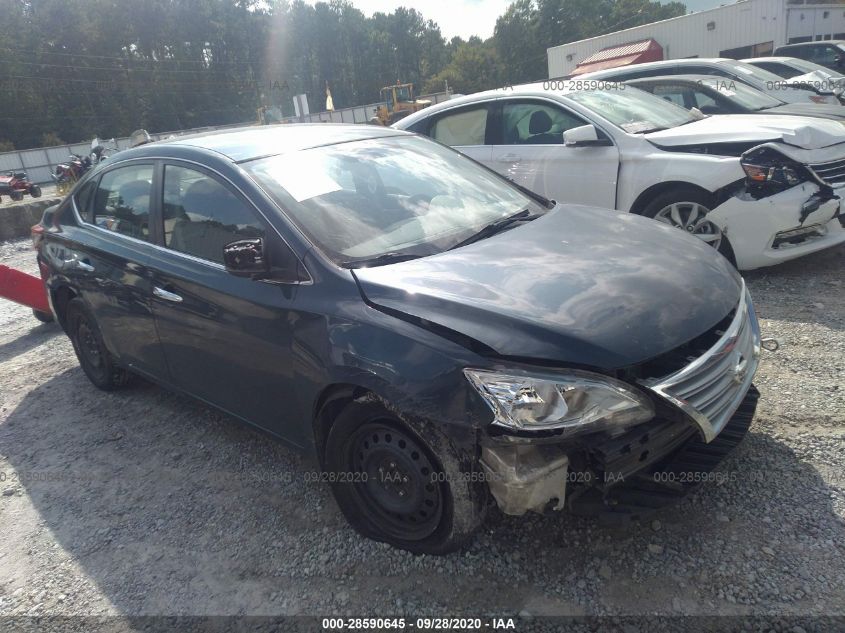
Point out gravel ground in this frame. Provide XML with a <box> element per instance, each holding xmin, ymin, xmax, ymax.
<box><xmin>0</xmin><ymin>237</ymin><xmax>843</xmax><ymax>628</ymax></box>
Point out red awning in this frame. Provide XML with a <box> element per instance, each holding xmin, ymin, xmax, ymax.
<box><xmin>571</xmin><ymin>38</ymin><xmax>663</xmax><ymax>76</ymax></box>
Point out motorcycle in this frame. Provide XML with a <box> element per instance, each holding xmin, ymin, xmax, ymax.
<box><xmin>0</xmin><ymin>170</ymin><xmax>42</xmax><ymax>203</ymax></box>
<box><xmin>52</xmin><ymin>153</ymin><xmax>91</xmax><ymax>195</ymax></box>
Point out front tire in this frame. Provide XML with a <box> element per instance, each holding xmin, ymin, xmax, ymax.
<box><xmin>30</xmin><ymin>185</ymin><xmax>42</xmax><ymax>198</ymax></box>
<box><xmin>323</xmin><ymin>398</ymin><xmax>485</xmax><ymax>554</ymax></box>
<box><xmin>641</xmin><ymin>187</ymin><xmax>735</xmax><ymax>264</ymax></box>
<box><xmin>66</xmin><ymin>298</ymin><xmax>131</xmax><ymax>390</ymax></box>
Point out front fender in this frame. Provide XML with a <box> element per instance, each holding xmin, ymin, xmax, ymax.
<box><xmin>292</xmin><ymin>301</ymin><xmax>495</xmax><ymax>458</ymax></box>
<box><xmin>617</xmin><ymin>149</ymin><xmax>744</xmax><ymax>212</ymax></box>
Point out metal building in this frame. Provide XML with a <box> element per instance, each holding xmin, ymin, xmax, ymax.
<box><xmin>547</xmin><ymin>0</ymin><xmax>845</xmax><ymax>78</ymax></box>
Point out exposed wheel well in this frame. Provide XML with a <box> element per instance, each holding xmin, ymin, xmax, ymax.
<box><xmin>629</xmin><ymin>182</ymin><xmax>715</xmax><ymax>216</ymax></box>
<box><xmin>312</xmin><ymin>383</ymin><xmax>372</xmax><ymax>464</ymax></box>
<box><xmin>51</xmin><ymin>286</ymin><xmax>77</xmax><ymax>331</ymax></box>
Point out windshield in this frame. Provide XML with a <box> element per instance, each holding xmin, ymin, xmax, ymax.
<box><xmin>785</xmin><ymin>58</ymin><xmax>838</xmax><ymax>77</ymax></box>
<box><xmin>724</xmin><ymin>60</ymin><xmax>786</xmax><ymax>85</ymax></box>
<box><xmin>703</xmin><ymin>78</ymin><xmax>782</xmax><ymax>110</ymax></box>
<box><xmin>566</xmin><ymin>86</ymin><xmax>696</xmax><ymax>133</ymax></box>
<box><xmin>244</xmin><ymin>136</ymin><xmax>542</xmax><ymax>266</ymax></box>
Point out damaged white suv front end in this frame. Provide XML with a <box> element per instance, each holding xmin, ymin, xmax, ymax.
<box><xmin>394</xmin><ymin>85</ymin><xmax>845</xmax><ymax>270</ymax></box>
<box><xmin>640</xmin><ymin>115</ymin><xmax>845</xmax><ymax>270</ymax></box>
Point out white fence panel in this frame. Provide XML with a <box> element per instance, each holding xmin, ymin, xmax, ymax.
<box><xmin>0</xmin><ymin>154</ymin><xmax>22</xmax><ymax>172</ymax></box>
<box><xmin>20</xmin><ymin>150</ymin><xmax>46</xmax><ymax>169</ymax></box>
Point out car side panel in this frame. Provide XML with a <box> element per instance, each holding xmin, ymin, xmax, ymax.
<box><xmin>149</xmin><ymin>249</ymin><xmax>491</xmax><ymax>453</ymax></box>
<box><xmin>42</xmin><ymin>209</ymin><xmax>167</xmax><ymax>377</ymax></box>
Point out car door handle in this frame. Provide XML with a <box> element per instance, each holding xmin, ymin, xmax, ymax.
<box><xmin>62</xmin><ymin>257</ymin><xmax>94</xmax><ymax>273</ymax></box>
<box><xmin>153</xmin><ymin>286</ymin><xmax>183</xmax><ymax>303</ymax></box>
<box><xmin>498</xmin><ymin>153</ymin><xmax>521</xmax><ymax>162</ymax></box>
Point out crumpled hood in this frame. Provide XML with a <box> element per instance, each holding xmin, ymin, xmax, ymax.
<box><xmin>354</xmin><ymin>205</ymin><xmax>742</xmax><ymax>370</ymax></box>
<box><xmin>787</xmin><ymin>70</ymin><xmax>844</xmax><ymax>95</ymax></box>
<box><xmin>646</xmin><ymin>114</ymin><xmax>845</xmax><ymax>150</ymax></box>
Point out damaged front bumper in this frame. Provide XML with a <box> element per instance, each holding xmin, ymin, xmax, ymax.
<box><xmin>479</xmin><ymin>284</ymin><xmax>761</xmax><ymax>518</ymax></box>
<box><xmin>480</xmin><ymin>444</ymin><xmax>569</xmax><ymax>515</ymax></box>
<box><xmin>709</xmin><ymin>181</ymin><xmax>845</xmax><ymax>270</ymax></box>
<box><xmin>480</xmin><ymin>387</ymin><xmax>759</xmax><ymax>518</ymax></box>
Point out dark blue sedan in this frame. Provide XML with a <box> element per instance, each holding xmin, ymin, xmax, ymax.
<box><xmin>35</xmin><ymin>124</ymin><xmax>760</xmax><ymax>553</ymax></box>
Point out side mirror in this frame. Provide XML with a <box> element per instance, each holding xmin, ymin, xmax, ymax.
<box><xmin>563</xmin><ymin>124</ymin><xmax>611</xmax><ymax>147</ymax></box>
<box><xmin>223</xmin><ymin>238</ymin><xmax>269</xmax><ymax>278</ymax></box>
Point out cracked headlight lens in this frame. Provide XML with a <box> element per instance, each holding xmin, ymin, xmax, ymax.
<box><xmin>740</xmin><ymin>146</ymin><xmax>810</xmax><ymax>196</ymax></box>
<box><xmin>464</xmin><ymin>369</ymin><xmax>654</xmax><ymax>434</ymax></box>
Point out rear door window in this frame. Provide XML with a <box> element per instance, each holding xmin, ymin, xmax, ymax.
<box><xmin>73</xmin><ymin>179</ymin><xmax>98</xmax><ymax>223</ymax></box>
<box><xmin>91</xmin><ymin>164</ymin><xmax>154</xmax><ymax>241</ymax></box>
<box><xmin>430</xmin><ymin>106</ymin><xmax>490</xmax><ymax>146</ymax></box>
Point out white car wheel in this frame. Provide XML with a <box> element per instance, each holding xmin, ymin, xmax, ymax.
<box><xmin>654</xmin><ymin>201</ymin><xmax>723</xmax><ymax>251</ymax></box>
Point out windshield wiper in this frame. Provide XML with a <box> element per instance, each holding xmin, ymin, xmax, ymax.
<box><xmin>341</xmin><ymin>251</ymin><xmax>424</xmax><ymax>268</ymax></box>
<box><xmin>449</xmin><ymin>208</ymin><xmax>537</xmax><ymax>250</ymax></box>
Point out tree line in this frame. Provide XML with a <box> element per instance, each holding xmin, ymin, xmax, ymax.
<box><xmin>0</xmin><ymin>0</ymin><xmax>685</xmax><ymax>151</ymax></box>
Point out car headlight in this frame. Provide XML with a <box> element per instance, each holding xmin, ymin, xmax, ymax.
<box><xmin>741</xmin><ymin>147</ymin><xmax>810</xmax><ymax>197</ymax></box>
<box><xmin>464</xmin><ymin>368</ymin><xmax>654</xmax><ymax>435</ymax></box>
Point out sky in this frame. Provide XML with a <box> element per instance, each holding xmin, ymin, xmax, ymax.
<box><xmin>315</xmin><ymin>0</ymin><xmax>727</xmax><ymax>40</ymax></box>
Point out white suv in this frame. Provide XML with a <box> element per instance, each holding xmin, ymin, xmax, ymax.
<box><xmin>394</xmin><ymin>82</ymin><xmax>845</xmax><ymax>270</ymax></box>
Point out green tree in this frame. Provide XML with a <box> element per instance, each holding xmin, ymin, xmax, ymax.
<box><xmin>0</xmin><ymin>0</ymin><xmax>685</xmax><ymax>149</ymax></box>
<box><xmin>424</xmin><ymin>41</ymin><xmax>504</xmax><ymax>95</ymax></box>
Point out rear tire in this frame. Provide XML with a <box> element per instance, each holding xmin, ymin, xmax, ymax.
<box><xmin>10</xmin><ymin>191</ymin><xmax>23</xmax><ymax>202</ymax></box>
<box><xmin>30</xmin><ymin>185</ymin><xmax>42</xmax><ymax>198</ymax></box>
<box><xmin>641</xmin><ymin>186</ymin><xmax>736</xmax><ymax>265</ymax></box>
<box><xmin>66</xmin><ymin>298</ymin><xmax>131</xmax><ymax>390</ymax></box>
<box><xmin>323</xmin><ymin>398</ymin><xmax>485</xmax><ymax>554</ymax></box>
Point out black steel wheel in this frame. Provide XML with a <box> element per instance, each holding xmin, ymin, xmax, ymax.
<box><xmin>66</xmin><ymin>298</ymin><xmax>131</xmax><ymax>390</ymax></box>
<box><xmin>323</xmin><ymin>398</ymin><xmax>485</xmax><ymax>554</ymax></box>
<box><xmin>348</xmin><ymin>422</ymin><xmax>444</xmax><ymax>541</ymax></box>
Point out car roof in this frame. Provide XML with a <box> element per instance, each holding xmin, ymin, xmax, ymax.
<box><xmin>575</xmin><ymin>58</ymin><xmax>735</xmax><ymax>79</ymax></box>
<box><xmin>625</xmin><ymin>74</ymin><xmax>730</xmax><ymax>85</ymax></box>
<box><xmin>777</xmin><ymin>40</ymin><xmax>845</xmax><ymax>48</ymax></box>
<box><xmin>155</xmin><ymin>123</ymin><xmax>408</xmax><ymax>162</ymax></box>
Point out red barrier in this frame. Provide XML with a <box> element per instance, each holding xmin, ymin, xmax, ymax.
<box><xmin>0</xmin><ymin>265</ymin><xmax>50</xmax><ymax>313</ymax></box>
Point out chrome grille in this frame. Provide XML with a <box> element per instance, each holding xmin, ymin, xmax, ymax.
<box><xmin>808</xmin><ymin>158</ymin><xmax>845</xmax><ymax>186</ymax></box>
<box><xmin>641</xmin><ymin>282</ymin><xmax>760</xmax><ymax>443</ymax></box>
